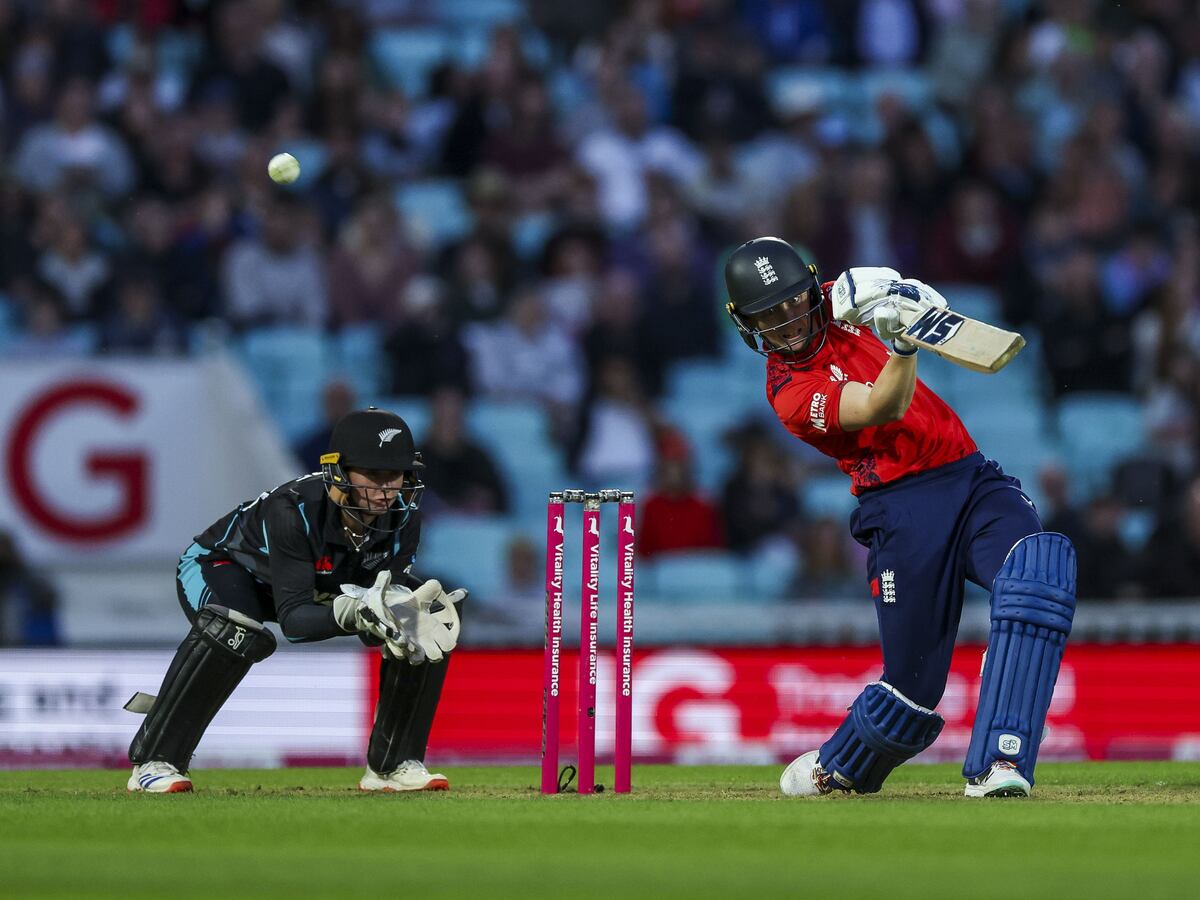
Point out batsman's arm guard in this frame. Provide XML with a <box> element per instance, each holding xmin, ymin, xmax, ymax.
<box><xmin>127</xmin><ymin>605</ymin><xmax>275</xmax><ymax>772</ymax></box>
<box><xmin>964</xmin><ymin>532</ymin><xmax>1076</xmax><ymax>784</ymax></box>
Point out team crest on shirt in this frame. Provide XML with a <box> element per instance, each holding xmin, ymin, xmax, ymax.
<box><xmin>361</xmin><ymin>551</ymin><xmax>389</xmax><ymax>569</ymax></box>
<box><xmin>880</xmin><ymin>569</ymin><xmax>897</xmax><ymax>604</ymax></box>
<box><xmin>830</xmin><ymin>365</ymin><xmax>846</xmax><ymax>382</ymax></box>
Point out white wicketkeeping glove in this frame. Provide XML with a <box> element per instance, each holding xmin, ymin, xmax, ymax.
<box><xmin>332</xmin><ymin>570</ymin><xmax>400</xmax><ymax>643</ymax></box>
<box><xmin>381</xmin><ymin>579</ymin><xmax>465</xmax><ymax>664</ymax></box>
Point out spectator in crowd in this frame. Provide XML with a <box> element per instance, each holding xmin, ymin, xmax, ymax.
<box><xmin>811</xmin><ymin>151</ymin><xmax>918</xmax><ymax>277</ymax></box>
<box><xmin>35</xmin><ymin>213</ymin><xmax>111</xmax><ymax>320</ymax></box>
<box><xmin>12</xmin><ymin>77</ymin><xmax>134</xmax><ymax>199</ymax></box>
<box><xmin>99</xmin><ymin>273</ymin><xmax>184</xmax><ymax>356</ymax></box>
<box><xmin>926</xmin><ymin>181</ymin><xmax>1021</xmax><ymax>286</ymax></box>
<box><xmin>575</xmin><ymin>80</ymin><xmax>704</xmax><ymax>231</ymax></box>
<box><xmin>1037</xmin><ymin>462</ymin><xmax>1086</xmax><ymax>544</ymax></box>
<box><xmin>637</xmin><ymin>436</ymin><xmax>724</xmax><ymax>560</ymax></box>
<box><xmin>788</xmin><ymin>518</ymin><xmax>862</xmax><ymax>601</ymax></box>
<box><xmin>581</xmin><ymin>266</ymin><xmax>662</xmax><ymax>396</ymax></box>
<box><xmin>292</xmin><ymin>379</ymin><xmax>356</xmax><ymax>470</ymax></box>
<box><xmin>419</xmin><ymin>388</ymin><xmax>509</xmax><ymax>516</ymax></box>
<box><xmin>721</xmin><ymin>423</ymin><xmax>802</xmax><ymax>554</ymax></box>
<box><xmin>1142</xmin><ymin>477</ymin><xmax>1200</xmax><ymax>600</ymax></box>
<box><xmin>5</xmin><ymin>278</ymin><xmax>91</xmax><ymax>358</ymax></box>
<box><xmin>1038</xmin><ymin>245</ymin><xmax>1135</xmax><ymax>398</ymax></box>
<box><xmin>384</xmin><ymin>274</ymin><xmax>471</xmax><ymax>396</ymax></box>
<box><xmin>478</xmin><ymin>535</ymin><xmax>544</xmax><ymax>638</ymax></box>
<box><xmin>1074</xmin><ymin>494</ymin><xmax>1144</xmax><ymax>601</ymax></box>
<box><xmin>188</xmin><ymin>0</ymin><xmax>291</xmax><ymax>131</ymax></box>
<box><xmin>221</xmin><ymin>191</ymin><xmax>327</xmax><ymax>328</ymax></box>
<box><xmin>0</xmin><ymin>531</ymin><xmax>60</xmax><ymax>647</ymax></box>
<box><xmin>464</xmin><ymin>284</ymin><xmax>584</xmax><ymax>420</ymax></box>
<box><xmin>327</xmin><ymin>194</ymin><xmax>419</xmax><ymax>328</ymax></box>
<box><xmin>570</xmin><ymin>355</ymin><xmax>657</xmax><ymax>489</ymax></box>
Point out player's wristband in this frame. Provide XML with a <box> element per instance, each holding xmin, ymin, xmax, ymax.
<box><xmin>891</xmin><ymin>340</ymin><xmax>918</xmax><ymax>357</ymax></box>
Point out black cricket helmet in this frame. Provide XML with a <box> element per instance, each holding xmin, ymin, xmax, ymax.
<box><xmin>320</xmin><ymin>407</ymin><xmax>425</xmax><ymax>532</ymax></box>
<box><xmin>724</xmin><ymin>237</ymin><xmax>827</xmax><ymax>361</ymax></box>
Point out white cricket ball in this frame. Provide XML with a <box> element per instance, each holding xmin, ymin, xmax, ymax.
<box><xmin>267</xmin><ymin>152</ymin><xmax>301</xmax><ymax>185</ymax></box>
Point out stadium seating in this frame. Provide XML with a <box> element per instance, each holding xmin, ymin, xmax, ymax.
<box><xmin>764</xmin><ymin>67</ymin><xmax>857</xmax><ymax>118</ymax></box>
<box><xmin>332</xmin><ymin>327</ymin><xmax>387</xmax><ymax>400</ymax></box>
<box><xmin>369</xmin><ymin>28</ymin><xmax>451</xmax><ymax>97</ymax></box>
<box><xmin>395</xmin><ymin>179</ymin><xmax>474</xmax><ymax>249</ymax></box>
<box><xmin>1056</xmin><ymin>392</ymin><xmax>1146</xmax><ymax>494</ymax></box>
<box><xmin>237</xmin><ymin>328</ymin><xmax>330</xmax><ymax>441</ymax></box>
<box><xmin>437</xmin><ymin>0</ymin><xmax>526</xmax><ymax>28</ymax></box>
<box><xmin>418</xmin><ymin>514</ymin><xmax>515</xmax><ymax>598</ymax></box>
<box><xmin>641</xmin><ymin>551</ymin><xmax>744</xmax><ymax>603</ymax></box>
<box><xmin>802</xmin><ymin>473</ymin><xmax>856</xmax><ymax>521</ymax></box>
<box><xmin>467</xmin><ymin>400</ymin><xmax>567</xmax><ymax>521</ymax></box>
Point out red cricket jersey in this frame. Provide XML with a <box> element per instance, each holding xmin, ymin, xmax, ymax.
<box><xmin>767</xmin><ymin>303</ymin><xmax>976</xmax><ymax>494</ymax></box>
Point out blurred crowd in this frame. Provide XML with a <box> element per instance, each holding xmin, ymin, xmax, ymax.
<box><xmin>1</xmin><ymin>0</ymin><xmax>1198</xmax><ymax>609</ymax></box>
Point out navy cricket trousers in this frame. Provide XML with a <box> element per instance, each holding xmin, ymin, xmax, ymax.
<box><xmin>849</xmin><ymin>452</ymin><xmax>1042</xmax><ymax>710</ymax></box>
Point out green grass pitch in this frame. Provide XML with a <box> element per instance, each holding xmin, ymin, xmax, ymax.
<box><xmin>3</xmin><ymin>762</ymin><xmax>1199</xmax><ymax>898</ymax></box>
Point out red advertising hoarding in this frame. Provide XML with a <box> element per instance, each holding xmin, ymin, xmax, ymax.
<box><xmin>399</xmin><ymin>645</ymin><xmax>1200</xmax><ymax>764</ymax></box>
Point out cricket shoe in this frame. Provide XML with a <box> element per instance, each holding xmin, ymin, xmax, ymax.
<box><xmin>964</xmin><ymin>760</ymin><xmax>1030</xmax><ymax>798</ymax></box>
<box><xmin>780</xmin><ymin>750</ymin><xmax>836</xmax><ymax>796</ymax></box>
<box><xmin>359</xmin><ymin>760</ymin><xmax>449</xmax><ymax>793</ymax></box>
<box><xmin>127</xmin><ymin>761</ymin><xmax>193</xmax><ymax>793</ymax></box>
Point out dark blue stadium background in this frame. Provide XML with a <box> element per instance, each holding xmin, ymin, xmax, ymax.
<box><xmin>1</xmin><ymin>0</ymin><xmax>1198</xmax><ymax>647</ymax></box>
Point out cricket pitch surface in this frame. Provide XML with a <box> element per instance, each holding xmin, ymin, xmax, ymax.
<box><xmin>4</xmin><ymin>762</ymin><xmax>1199</xmax><ymax>897</ymax></box>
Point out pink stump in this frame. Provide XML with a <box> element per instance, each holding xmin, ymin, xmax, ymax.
<box><xmin>614</xmin><ymin>496</ymin><xmax>635</xmax><ymax>793</ymax></box>
<box><xmin>577</xmin><ymin>497</ymin><xmax>601</xmax><ymax>794</ymax></box>
<box><xmin>541</xmin><ymin>495</ymin><xmax>565</xmax><ymax>794</ymax></box>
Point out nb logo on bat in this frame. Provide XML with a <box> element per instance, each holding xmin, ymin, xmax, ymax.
<box><xmin>904</xmin><ymin>309</ymin><xmax>965</xmax><ymax>346</ymax></box>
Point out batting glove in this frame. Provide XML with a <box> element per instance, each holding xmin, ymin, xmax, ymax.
<box><xmin>831</xmin><ymin>267</ymin><xmax>902</xmax><ymax>324</ymax></box>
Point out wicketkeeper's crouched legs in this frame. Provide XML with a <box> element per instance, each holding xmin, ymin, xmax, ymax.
<box><xmin>368</xmin><ymin>653</ymin><xmax>450</xmax><ymax>774</ymax></box>
<box><xmin>128</xmin><ymin>605</ymin><xmax>276</xmax><ymax>771</ymax></box>
<box><xmin>819</xmin><ymin>681</ymin><xmax>945</xmax><ymax>794</ymax></box>
<box><xmin>964</xmin><ymin>532</ymin><xmax>1076</xmax><ymax>785</ymax></box>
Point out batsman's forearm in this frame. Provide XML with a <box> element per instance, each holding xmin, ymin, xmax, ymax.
<box><xmin>868</xmin><ymin>352</ymin><xmax>918</xmax><ymax>422</ymax></box>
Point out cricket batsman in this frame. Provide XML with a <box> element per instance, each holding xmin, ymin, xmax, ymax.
<box><xmin>125</xmin><ymin>407</ymin><xmax>465</xmax><ymax>793</ymax></box>
<box><xmin>724</xmin><ymin>238</ymin><xmax>1076</xmax><ymax>798</ymax></box>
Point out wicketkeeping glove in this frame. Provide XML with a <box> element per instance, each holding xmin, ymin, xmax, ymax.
<box><xmin>382</xmin><ymin>579</ymin><xmax>466</xmax><ymax>664</ymax></box>
<box><xmin>332</xmin><ymin>570</ymin><xmax>401</xmax><ymax>643</ymax></box>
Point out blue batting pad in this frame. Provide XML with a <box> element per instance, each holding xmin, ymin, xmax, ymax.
<box><xmin>819</xmin><ymin>681</ymin><xmax>944</xmax><ymax>794</ymax></box>
<box><xmin>964</xmin><ymin>532</ymin><xmax>1076</xmax><ymax>784</ymax></box>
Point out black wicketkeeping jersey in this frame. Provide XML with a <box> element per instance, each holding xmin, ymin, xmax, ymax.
<box><xmin>193</xmin><ymin>473</ymin><xmax>421</xmax><ymax>640</ymax></box>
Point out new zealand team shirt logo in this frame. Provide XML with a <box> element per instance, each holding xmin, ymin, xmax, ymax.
<box><xmin>377</xmin><ymin>428</ymin><xmax>404</xmax><ymax>447</ymax></box>
<box><xmin>755</xmin><ymin>256</ymin><xmax>778</xmax><ymax>286</ymax></box>
<box><xmin>361</xmin><ymin>551</ymin><xmax>389</xmax><ymax>569</ymax></box>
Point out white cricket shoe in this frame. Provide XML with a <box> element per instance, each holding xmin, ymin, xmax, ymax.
<box><xmin>780</xmin><ymin>750</ymin><xmax>835</xmax><ymax>796</ymax></box>
<box><xmin>964</xmin><ymin>760</ymin><xmax>1031</xmax><ymax>798</ymax></box>
<box><xmin>359</xmin><ymin>760</ymin><xmax>449</xmax><ymax>793</ymax></box>
<box><xmin>127</xmin><ymin>761</ymin><xmax>193</xmax><ymax>793</ymax></box>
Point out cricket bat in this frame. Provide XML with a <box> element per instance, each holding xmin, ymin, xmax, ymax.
<box><xmin>896</xmin><ymin>306</ymin><xmax>1025</xmax><ymax>374</ymax></box>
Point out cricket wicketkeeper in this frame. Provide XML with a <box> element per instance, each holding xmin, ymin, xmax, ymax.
<box><xmin>725</xmin><ymin>238</ymin><xmax>1076</xmax><ymax>798</ymax></box>
<box><xmin>126</xmin><ymin>408</ymin><xmax>465</xmax><ymax>793</ymax></box>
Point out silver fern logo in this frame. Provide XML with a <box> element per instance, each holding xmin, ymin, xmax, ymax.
<box><xmin>377</xmin><ymin>428</ymin><xmax>404</xmax><ymax>447</ymax></box>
